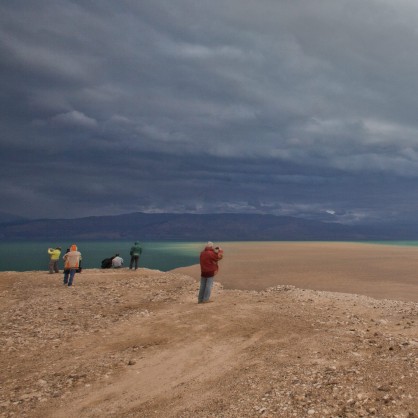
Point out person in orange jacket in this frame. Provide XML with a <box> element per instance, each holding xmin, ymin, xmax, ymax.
<box><xmin>63</xmin><ymin>244</ymin><xmax>82</xmax><ymax>287</ymax></box>
<box><xmin>198</xmin><ymin>242</ymin><xmax>224</xmax><ymax>304</ymax></box>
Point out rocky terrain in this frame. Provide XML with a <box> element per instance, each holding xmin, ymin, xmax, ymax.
<box><xmin>0</xmin><ymin>268</ymin><xmax>417</xmax><ymax>417</ymax></box>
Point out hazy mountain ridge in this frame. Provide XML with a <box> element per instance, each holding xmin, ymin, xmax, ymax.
<box><xmin>0</xmin><ymin>211</ymin><xmax>408</xmax><ymax>241</ymax></box>
<box><xmin>0</xmin><ymin>212</ymin><xmax>28</xmax><ymax>225</ymax></box>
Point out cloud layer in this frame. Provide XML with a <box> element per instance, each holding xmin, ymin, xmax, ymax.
<box><xmin>2</xmin><ymin>0</ymin><xmax>418</xmax><ymax>223</ymax></box>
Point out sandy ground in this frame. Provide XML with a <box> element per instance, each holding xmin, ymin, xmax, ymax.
<box><xmin>176</xmin><ymin>242</ymin><xmax>418</xmax><ymax>302</ymax></box>
<box><xmin>0</xmin><ymin>242</ymin><xmax>418</xmax><ymax>418</ymax></box>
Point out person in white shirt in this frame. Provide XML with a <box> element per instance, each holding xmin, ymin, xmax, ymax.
<box><xmin>112</xmin><ymin>254</ymin><xmax>124</xmax><ymax>268</ymax></box>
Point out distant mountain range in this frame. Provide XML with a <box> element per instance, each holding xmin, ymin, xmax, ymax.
<box><xmin>0</xmin><ymin>211</ymin><xmax>28</xmax><ymax>225</ymax></box>
<box><xmin>0</xmin><ymin>211</ymin><xmax>417</xmax><ymax>241</ymax></box>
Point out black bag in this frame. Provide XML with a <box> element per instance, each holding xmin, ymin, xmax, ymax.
<box><xmin>101</xmin><ymin>258</ymin><xmax>112</xmax><ymax>269</ymax></box>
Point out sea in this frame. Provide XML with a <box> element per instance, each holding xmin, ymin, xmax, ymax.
<box><xmin>0</xmin><ymin>241</ymin><xmax>204</xmax><ymax>272</ymax></box>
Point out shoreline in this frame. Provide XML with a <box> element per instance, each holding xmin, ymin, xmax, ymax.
<box><xmin>0</xmin><ymin>239</ymin><xmax>418</xmax><ymax>273</ymax></box>
<box><xmin>2</xmin><ymin>241</ymin><xmax>418</xmax><ymax>302</ymax></box>
<box><xmin>174</xmin><ymin>241</ymin><xmax>418</xmax><ymax>303</ymax></box>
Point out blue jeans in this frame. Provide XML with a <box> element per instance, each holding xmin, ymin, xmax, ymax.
<box><xmin>64</xmin><ymin>269</ymin><xmax>76</xmax><ymax>286</ymax></box>
<box><xmin>198</xmin><ymin>276</ymin><xmax>214</xmax><ymax>302</ymax></box>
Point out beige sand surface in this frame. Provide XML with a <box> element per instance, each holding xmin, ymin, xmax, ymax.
<box><xmin>1</xmin><ymin>243</ymin><xmax>418</xmax><ymax>417</ymax></box>
<box><xmin>175</xmin><ymin>242</ymin><xmax>418</xmax><ymax>302</ymax></box>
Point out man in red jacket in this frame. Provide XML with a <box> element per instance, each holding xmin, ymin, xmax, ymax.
<box><xmin>198</xmin><ymin>242</ymin><xmax>224</xmax><ymax>304</ymax></box>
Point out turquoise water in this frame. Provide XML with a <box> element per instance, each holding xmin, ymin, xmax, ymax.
<box><xmin>0</xmin><ymin>241</ymin><xmax>203</xmax><ymax>272</ymax></box>
<box><xmin>368</xmin><ymin>240</ymin><xmax>418</xmax><ymax>247</ymax></box>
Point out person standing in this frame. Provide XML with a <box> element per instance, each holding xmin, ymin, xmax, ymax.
<box><xmin>129</xmin><ymin>241</ymin><xmax>142</xmax><ymax>270</ymax></box>
<box><xmin>112</xmin><ymin>254</ymin><xmax>124</xmax><ymax>268</ymax></box>
<box><xmin>198</xmin><ymin>242</ymin><xmax>224</xmax><ymax>304</ymax></box>
<box><xmin>47</xmin><ymin>247</ymin><xmax>61</xmax><ymax>274</ymax></box>
<box><xmin>63</xmin><ymin>244</ymin><xmax>82</xmax><ymax>287</ymax></box>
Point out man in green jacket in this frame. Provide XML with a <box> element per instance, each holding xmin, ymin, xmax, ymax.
<box><xmin>48</xmin><ymin>247</ymin><xmax>61</xmax><ymax>274</ymax></box>
<box><xmin>129</xmin><ymin>241</ymin><xmax>142</xmax><ymax>270</ymax></box>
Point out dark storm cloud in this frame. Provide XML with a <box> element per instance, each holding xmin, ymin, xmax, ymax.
<box><xmin>2</xmin><ymin>0</ymin><xmax>418</xmax><ymax>222</ymax></box>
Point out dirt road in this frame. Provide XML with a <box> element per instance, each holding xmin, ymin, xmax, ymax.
<box><xmin>1</xmin><ymin>268</ymin><xmax>418</xmax><ymax>417</ymax></box>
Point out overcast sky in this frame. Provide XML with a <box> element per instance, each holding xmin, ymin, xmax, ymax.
<box><xmin>2</xmin><ymin>0</ymin><xmax>418</xmax><ymax>223</ymax></box>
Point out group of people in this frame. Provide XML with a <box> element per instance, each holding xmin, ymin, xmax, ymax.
<box><xmin>47</xmin><ymin>241</ymin><xmax>144</xmax><ymax>286</ymax></box>
<box><xmin>48</xmin><ymin>245</ymin><xmax>82</xmax><ymax>287</ymax></box>
<box><xmin>101</xmin><ymin>254</ymin><xmax>124</xmax><ymax>269</ymax></box>
<box><xmin>100</xmin><ymin>241</ymin><xmax>143</xmax><ymax>270</ymax></box>
<box><xmin>48</xmin><ymin>240</ymin><xmax>224</xmax><ymax>303</ymax></box>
